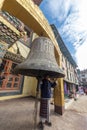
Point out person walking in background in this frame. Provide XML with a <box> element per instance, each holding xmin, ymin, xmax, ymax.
<box><xmin>38</xmin><ymin>75</ymin><xmax>57</xmax><ymax>129</ymax></box>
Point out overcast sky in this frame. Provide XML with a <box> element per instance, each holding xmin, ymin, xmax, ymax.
<box><xmin>40</xmin><ymin>0</ymin><xmax>87</xmax><ymax>70</ymax></box>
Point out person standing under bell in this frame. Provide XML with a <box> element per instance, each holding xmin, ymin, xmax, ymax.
<box><xmin>38</xmin><ymin>76</ymin><xmax>57</xmax><ymax>129</ymax></box>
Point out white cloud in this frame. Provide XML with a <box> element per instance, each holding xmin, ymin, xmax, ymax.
<box><xmin>41</xmin><ymin>0</ymin><xmax>87</xmax><ymax>70</ymax></box>
<box><xmin>75</xmin><ymin>40</ymin><xmax>87</xmax><ymax>70</ymax></box>
<box><xmin>42</xmin><ymin>0</ymin><xmax>74</xmax><ymax>22</ymax></box>
<box><xmin>42</xmin><ymin>0</ymin><xmax>78</xmax><ymax>22</ymax></box>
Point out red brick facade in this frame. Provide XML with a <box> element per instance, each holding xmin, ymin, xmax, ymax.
<box><xmin>32</xmin><ymin>0</ymin><xmax>42</xmax><ymax>6</ymax></box>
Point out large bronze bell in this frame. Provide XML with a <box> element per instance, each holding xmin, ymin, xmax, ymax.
<box><xmin>14</xmin><ymin>37</ymin><xmax>65</xmax><ymax>78</ymax></box>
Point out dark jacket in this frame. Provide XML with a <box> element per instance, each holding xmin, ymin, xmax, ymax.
<box><xmin>40</xmin><ymin>79</ymin><xmax>56</xmax><ymax>98</ymax></box>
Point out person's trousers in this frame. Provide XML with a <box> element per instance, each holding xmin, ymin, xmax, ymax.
<box><xmin>39</xmin><ymin>98</ymin><xmax>50</xmax><ymax>123</ymax></box>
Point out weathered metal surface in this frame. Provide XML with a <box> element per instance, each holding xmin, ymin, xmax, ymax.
<box><xmin>14</xmin><ymin>37</ymin><xmax>65</xmax><ymax>78</ymax></box>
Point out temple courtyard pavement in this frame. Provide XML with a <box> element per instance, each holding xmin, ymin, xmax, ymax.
<box><xmin>0</xmin><ymin>95</ymin><xmax>87</xmax><ymax>130</ymax></box>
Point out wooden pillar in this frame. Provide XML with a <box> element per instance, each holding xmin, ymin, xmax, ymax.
<box><xmin>54</xmin><ymin>78</ymin><xmax>65</xmax><ymax>115</ymax></box>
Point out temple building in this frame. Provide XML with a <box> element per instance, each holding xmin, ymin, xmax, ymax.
<box><xmin>0</xmin><ymin>0</ymin><xmax>78</xmax><ymax>115</ymax></box>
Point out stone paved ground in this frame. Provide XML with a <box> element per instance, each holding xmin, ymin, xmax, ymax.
<box><xmin>0</xmin><ymin>95</ymin><xmax>87</xmax><ymax>130</ymax></box>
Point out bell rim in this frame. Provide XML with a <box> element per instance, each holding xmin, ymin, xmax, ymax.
<box><xmin>14</xmin><ymin>68</ymin><xmax>65</xmax><ymax>78</ymax></box>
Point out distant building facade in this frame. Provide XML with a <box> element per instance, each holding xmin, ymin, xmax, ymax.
<box><xmin>51</xmin><ymin>24</ymin><xmax>79</xmax><ymax>97</ymax></box>
<box><xmin>79</xmin><ymin>69</ymin><xmax>87</xmax><ymax>87</ymax></box>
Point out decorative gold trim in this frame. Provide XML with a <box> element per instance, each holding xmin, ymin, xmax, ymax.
<box><xmin>0</xmin><ymin>15</ymin><xmax>20</xmax><ymax>35</ymax></box>
<box><xmin>4</xmin><ymin>51</ymin><xmax>25</xmax><ymax>63</ymax></box>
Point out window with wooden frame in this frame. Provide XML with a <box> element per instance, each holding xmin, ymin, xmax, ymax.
<box><xmin>0</xmin><ymin>59</ymin><xmax>22</xmax><ymax>91</ymax></box>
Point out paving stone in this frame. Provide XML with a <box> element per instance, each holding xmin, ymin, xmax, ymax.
<box><xmin>0</xmin><ymin>95</ymin><xmax>87</xmax><ymax>130</ymax></box>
